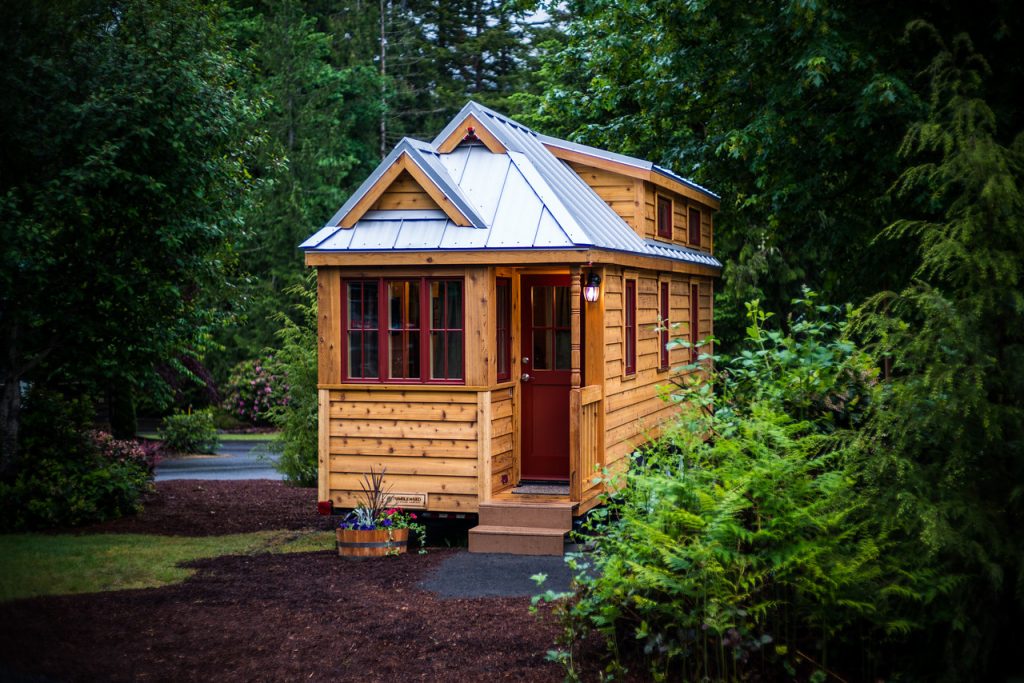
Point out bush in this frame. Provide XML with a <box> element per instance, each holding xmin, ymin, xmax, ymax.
<box><xmin>544</xmin><ymin>294</ymin><xmax>927</xmax><ymax>682</ymax></box>
<box><xmin>160</xmin><ymin>409</ymin><xmax>219</xmax><ymax>454</ymax></box>
<box><xmin>267</xmin><ymin>277</ymin><xmax>318</xmax><ymax>486</ymax></box>
<box><xmin>221</xmin><ymin>358</ymin><xmax>288</xmax><ymax>426</ymax></box>
<box><xmin>0</xmin><ymin>391</ymin><xmax>155</xmax><ymax>531</ymax></box>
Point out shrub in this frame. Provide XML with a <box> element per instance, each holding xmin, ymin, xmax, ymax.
<box><xmin>544</xmin><ymin>294</ymin><xmax>927</xmax><ymax>682</ymax></box>
<box><xmin>0</xmin><ymin>391</ymin><xmax>155</xmax><ymax>531</ymax></box>
<box><xmin>221</xmin><ymin>358</ymin><xmax>288</xmax><ymax>425</ymax></box>
<box><xmin>267</xmin><ymin>277</ymin><xmax>318</xmax><ymax>486</ymax></box>
<box><xmin>160</xmin><ymin>408</ymin><xmax>219</xmax><ymax>454</ymax></box>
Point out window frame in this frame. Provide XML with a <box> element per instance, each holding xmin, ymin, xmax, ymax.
<box><xmin>341</xmin><ymin>277</ymin><xmax>465</xmax><ymax>385</ymax></box>
<box><xmin>659</xmin><ymin>281</ymin><xmax>670</xmax><ymax>370</ymax></box>
<box><xmin>690</xmin><ymin>282</ymin><xmax>700</xmax><ymax>364</ymax></box>
<box><xmin>688</xmin><ymin>206</ymin><xmax>702</xmax><ymax>247</ymax></box>
<box><xmin>496</xmin><ymin>277</ymin><xmax>512</xmax><ymax>382</ymax></box>
<box><xmin>624</xmin><ymin>278</ymin><xmax>637</xmax><ymax>376</ymax></box>
<box><xmin>656</xmin><ymin>194</ymin><xmax>673</xmax><ymax>240</ymax></box>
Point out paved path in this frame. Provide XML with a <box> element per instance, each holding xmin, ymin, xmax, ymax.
<box><xmin>419</xmin><ymin>551</ymin><xmax>575</xmax><ymax>598</ymax></box>
<box><xmin>155</xmin><ymin>440</ymin><xmax>283</xmax><ymax>481</ymax></box>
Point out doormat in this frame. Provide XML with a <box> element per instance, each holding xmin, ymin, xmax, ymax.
<box><xmin>511</xmin><ymin>483</ymin><xmax>569</xmax><ymax>495</ymax></box>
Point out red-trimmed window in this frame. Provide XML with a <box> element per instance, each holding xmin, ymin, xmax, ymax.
<box><xmin>343</xmin><ymin>278</ymin><xmax>463</xmax><ymax>383</ymax></box>
<box><xmin>345</xmin><ymin>281</ymin><xmax>380</xmax><ymax>379</ymax></box>
<box><xmin>690</xmin><ymin>282</ymin><xmax>700</xmax><ymax>364</ymax></box>
<box><xmin>657</xmin><ymin>195</ymin><xmax>673</xmax><ymax>240</ymax></box>
<box><xmin>659</xmin><ymin>282</ymin><xmax>670</xmax><ymax>370</ymax></box>
<box><xmin>625</xmin><ymin>279</ymin><xmax>637</xmax><ymax>375</ymax></box>
<box><xmin>429</xmin><ymin>280</ymin><xmax>464</xmax><ymax>381</ymax></box>
<box><xmin>688</xmin><ymin>207</ymin><xmax>701</xmax><ymax>247</ymax></box>
<box><xmin>496</xmin><ymin>278</ymin><xmax>511</xmax><ymax>381</ymax></box>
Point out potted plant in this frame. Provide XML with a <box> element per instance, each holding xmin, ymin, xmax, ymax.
<box><xmin>336</xmin><ymin>469</ymin><xmax>426</xmax><ymax>557</ymax></box>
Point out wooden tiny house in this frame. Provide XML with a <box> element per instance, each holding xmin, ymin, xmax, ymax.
<box><xmin>302</xmin><ymin>103</ymin><xmax>720</xmax><ymax>554</ymax></box>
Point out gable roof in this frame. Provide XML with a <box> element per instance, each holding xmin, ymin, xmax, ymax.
<box><xmin>301</xmin><ymin>102</ymin><xmax>721</xmax><ymax>270</ymax></box>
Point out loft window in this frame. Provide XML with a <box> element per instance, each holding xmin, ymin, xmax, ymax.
<box><xmin>343</xmin><ymin>278</ymin><xmax>464</xmax><ymax>383</ymax></box>
<box><xmin>657</xmin><ymin>195</ymin><xmax>673</xmax><ymax>240</ymax></box>
<box><xmin>659</xmin><ymin>282</ymin><xmax>669</xmax><ymax>370</ymax></box>
<box><xmin>688</xmin><ymin>207</ymin><xmax>701</xmax><ymax>247</ymax></box>
<box><xmin>625</xmin><ymin>279</ymin><xmax>637</xmax><ymax>376</ymax></box>
<box><xmin>496</xmin><ymin>278</ymin><xmax>511</xmax><ymax>381</ymax></box>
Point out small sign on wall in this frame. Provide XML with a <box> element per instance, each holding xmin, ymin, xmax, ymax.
<box><xmin>385</xmin><ymin>493</ymin><xmax>427</xmax><ymax>509</ymax></box>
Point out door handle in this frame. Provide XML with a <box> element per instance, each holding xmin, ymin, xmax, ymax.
<box><xmin>521</xmin><ymin>373</ymin><xmax>532</xmax><ymax>382</ymax></box>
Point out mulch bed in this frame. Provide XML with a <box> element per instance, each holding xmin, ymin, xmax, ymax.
<box><xmin>84</xmin><ymin>480</ymin><xmax>335</xmax><ymax>536</ymax></box>
<box><xmin>0</xmin><ymin>480</ymin><xmax>570</xmax><ymax>682</ymax></box>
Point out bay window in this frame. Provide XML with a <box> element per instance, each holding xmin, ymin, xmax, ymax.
<box><xmin>343</xmin><ymin>278</ymin><xmax>464</xmax><ymax>383</ymax></box>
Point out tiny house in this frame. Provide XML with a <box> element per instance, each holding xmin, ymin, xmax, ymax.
<box><xmin>302</xmin><ymin>103</ymin><xmax>720</xmax><ymax>554</ymax></box>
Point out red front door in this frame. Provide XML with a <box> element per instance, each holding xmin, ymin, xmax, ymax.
<box><xmin>520</xmin><ymin>275</ymin><xmax>572</xmax><ymax>481</ymax></box>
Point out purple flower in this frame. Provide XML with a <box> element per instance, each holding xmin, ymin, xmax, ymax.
<box><xmin>382</xmin><ymin>519</ymin><xmax>392</xmax><ymax>527</ymax></box>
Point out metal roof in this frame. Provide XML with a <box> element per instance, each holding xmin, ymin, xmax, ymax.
<box><xmin>302</xmin><ymin>102</ymin><xmax>721</xmax><ymax>270</ymax></box>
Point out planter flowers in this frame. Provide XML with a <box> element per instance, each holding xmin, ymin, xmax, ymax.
<box><xmin>336</xmin><ymin>469</ymin><xmax>426</xmax><ymax>557</ymax></box>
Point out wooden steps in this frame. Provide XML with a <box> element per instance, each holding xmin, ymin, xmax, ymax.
<box><xmin>468</xmin><ymin>500</ymin><xmax>575</xmax><ymax>556</ymax></box>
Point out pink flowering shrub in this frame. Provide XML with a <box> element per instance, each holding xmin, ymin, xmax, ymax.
<box><xmin>221</xmin><ymin>358</ymin><xmax>289</xmax><ymax>425</ymax></box>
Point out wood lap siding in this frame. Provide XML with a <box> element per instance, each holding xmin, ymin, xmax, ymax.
<box><xmin>326</xmin><ymin>389</ymin><xmax>479</xmax><ymax>512</ymax></box>
<box><xmin>567</xmin><ymin>161</ymin><xmax>638</xmax><ymax>229</ymax></box>
<box><xmin>602</xmin><ymin>267</ymin><xmax>714</xmax><ymax>471</ymax></box>
<box><xmin>490</xmin><ymin>387</ymin><xmax>515</xmax><ymax>494</ymax></box>
<box><xmin>370</xmin><ymin>170</ymin><xmax>442</xmax><ymax>212</ymax></box>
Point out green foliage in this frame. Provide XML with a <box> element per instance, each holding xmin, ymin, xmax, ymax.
<box><xmin>546</xmin><ymin>298</ymin><xmax>928</xmax><ymax>681</ymax></box>
<box><xmin>852</xmin><ymin>32</ymin><xmax>1024</xmax><ymax>678</ymax></box>
<box><xmin>524</xmin><ymin>1</ymin><xmax>1023</xmax><ymax>348</ymax></box>
<box><xmin>0</xmin><ymin>0</ymin><xmax>264</xmax><ymax>473</ymax></box>
<box><xmin>0</xmin><ymin>391</ymin><xmax>154</xmax><ymax>531</ymax></box>
<box><xmin>160</xmin><ymin>409</ymin><xmax>220</xmax><ymax>455</ymax></box>
<box><xmin>267</xmin><ymin>276</ymin><xmax>318</xmax><ymax>486</ymax></box>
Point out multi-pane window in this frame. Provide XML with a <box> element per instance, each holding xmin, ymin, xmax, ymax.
<box><xmin>343</xmin><ymin>278</ymin><xmax>463</xmax><ymax>383</ymax></box>
<box><xmin>531</xmin><ymin>285</ymin><xmax>572</xmax><ymax>371</ymax></box>
<box><xmin>496</xmin><ymin>278</ymin><xmax>511</xmax><ymax>381</ymax></box>
<box><xmin>659</xmin><ymin>282</ymin><xmax>670</xmax><ymax>370</ymax></box>
<box><xmin>688</xmin><ymin>207</ymin><xmax>701</xmax><ymax>247</ymax></box>
<box><xmin>429</xmin><ymin>280</ymin><xmax>464</xmax><ymax>381</ymax></box>
<box><xmin>656</xmin><ymin>195</ymin><xmax>673</xmax><ymax>240</ymax></box>
<box><xmin>345</xmin><ymin>281</ymin><xmax>379</xmax><ymax>379</ymax></box>
<box><xmin>690</xmin><ymin>282</ymin><xmax>700</xmax><ymax>364</ymax></box>
<box><xmin>625</xmin><ymin>279</ymin><xmax>637</xmax><ymax>375</ymax></box>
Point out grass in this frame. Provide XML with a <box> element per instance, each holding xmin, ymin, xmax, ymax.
<box><xmin>0</xmin><ymin>529</ymin><xmax>335</xmax><ymax>602</ymax></box>
<box><xmin>137</xmin><ymin>431</ymin><xmax>280</xmax><ymax>442</ymax></box>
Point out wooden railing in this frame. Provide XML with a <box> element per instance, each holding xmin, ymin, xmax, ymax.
<box><xmin>569</xmin><ymin>384</ymin><xmax>604</xmax><ymax>503</ymax></box>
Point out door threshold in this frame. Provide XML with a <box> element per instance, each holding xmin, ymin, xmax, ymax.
<box><xmin>511</xmin><ymin>482</ymin><xmax>569</xmax><ymax>496</ymax></box>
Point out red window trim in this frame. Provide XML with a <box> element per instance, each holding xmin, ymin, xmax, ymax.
<box><xmin>690</xmin><ymin>282</ymin><xmax>700</xmax><ymax>364</ymax></box>
<box><xmin>688</xmin><ymin>206</ymin><xmax>701</xmax><ymax>247</ymax></box>
<box><xmin>625</xmin><ymin>279</ymin><xmax>637</xmax><ymax>376</ymax></box>
<box><xmin>659</xmin><ymin>281</ymin><xmax>669</xmax><ymax>370</ymax></box>
<box><xmin>656</xmin><ymin>194</ymin><xmax>673</xmax><ymax>240</ymax></box>
<box><xmin>496</xmin><ymin>277</ymin><xmax>512</xmax><ymax>382</ymax></box>
<box><xmin>341</xmin><ymin>277</ymin><xmax>465</xmax><ymax>384</ymax></box>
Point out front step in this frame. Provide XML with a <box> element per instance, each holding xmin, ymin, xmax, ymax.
<box><xmin>468</xmin><ymin>525</ymin><xmax>567</xmax><ymax>556</ymax></box>
<box><xmin>477</xmin><ymin>500</ymin><xmax>574</xmax><ymax>531</ymax></box>
<box><xmin>468</xmin><ymin>500</ymin><xmax>575</xmax><ymax>556</ymax></box>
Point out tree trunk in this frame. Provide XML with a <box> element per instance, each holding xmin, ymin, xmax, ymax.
<box><xmin>0</xmin><ymin>376</ymin><xmax>21</xmax><ymax>481</ymax></box>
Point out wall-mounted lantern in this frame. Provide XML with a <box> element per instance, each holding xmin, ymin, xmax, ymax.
<box><xmin>582</xmin><ymin>271</ymin><xmax>601</xmax><ymax>303</ymax></box>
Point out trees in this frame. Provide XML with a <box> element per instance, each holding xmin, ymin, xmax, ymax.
<box><xmin>524</xmin><ymin>1</ymin><xmax>1023</xmax><ymax>346</ymax></box>
<box><xmin>0</xmin><ymin>0</ymin><xmax>261</xmax><ymax>476</ymax></box>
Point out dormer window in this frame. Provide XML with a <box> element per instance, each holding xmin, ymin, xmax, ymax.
<box><xmin>689</xmin><ymin>207</ymin><xmax>701</xmax><ymax>247</ymax></box>
<box><xmin>656</xmin><ymin>195</ymin><xmax>673</xmax><ymax>240</ymax></box>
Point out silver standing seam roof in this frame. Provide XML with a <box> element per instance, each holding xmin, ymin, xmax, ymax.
<box><xmin>301</xmin><ymin>102</ymin><xmax>721</xmax><ymax>270</ymax></box>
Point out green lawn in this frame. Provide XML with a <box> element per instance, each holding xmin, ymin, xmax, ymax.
<box><xmin>137</xmin><ymin>431</ymin><xmax>280</xmax><ymax>442</ymax></box>
<box><xmin>0</xmin><ymin>529</ymin><xmax>334</xmax><ymax>602</ymax></box>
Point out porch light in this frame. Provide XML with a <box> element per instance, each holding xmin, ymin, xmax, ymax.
<box><xmin>583</xmin><ymin>272</ymin><xmax>601</xmax><ymax>303</ymax></box>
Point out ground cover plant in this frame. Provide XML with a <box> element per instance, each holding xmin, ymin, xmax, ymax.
<box><xmin>542</xmin><ymin>297</ymin><xmax>928</xmax><ymax>681</ymax></box>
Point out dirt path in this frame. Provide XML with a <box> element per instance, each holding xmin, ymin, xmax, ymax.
<box><xmin>0</xmin><ymin>481</ymin><xmax>570</xmax><ymax>682</ymax></box>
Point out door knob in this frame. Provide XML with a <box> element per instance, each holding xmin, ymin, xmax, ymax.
<box><xmin>520</xmin><ymin>373</ymin><xmax>532</xmax><ymax>382</ymax></box>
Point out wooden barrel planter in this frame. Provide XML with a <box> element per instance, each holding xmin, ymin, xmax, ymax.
<box><xmin>336</xmin><ymin>528</ymin><xmax>408</xmax><ymax>557</ymax></box>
